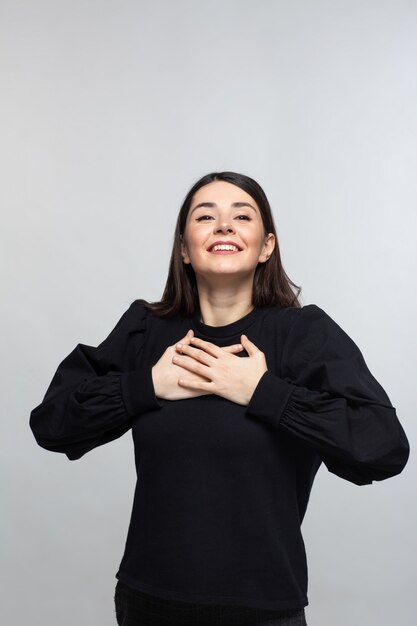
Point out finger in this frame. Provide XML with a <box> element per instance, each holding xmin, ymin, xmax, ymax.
<box><xmin>178</xmin><ymin>342</ymin><xmax>243</xmax><ymax>355</ymax></box>
<box><xmin>173</xmin><ymin>357</ymin><xmax>212</xmax><ymax>381</ymax></box>
<box><xmin>178</xmin><ymin>376</ymin><xmax>213</xmax><ymax>391</ymax></box>
<box><xmin>221</xmin><ymin>343</ymin><xmax>244</xmax><ymax>353</ymax></box>
<box><xmin>177</xmin><ymin>329</ymin><xmax>194</xmax><ymax>345</ymax></box>
<box><xmin>180</xmin><ymin>338</ymin><xmax>243</xmax><ymax>356</ymax></box>
<box><xmin>241</xmin><ymin>334</ymin><xmax>259</xmax><ymax>356</ymax></box>
<box><xmin>175</xmin><ymin>343</ymin><xmax>215</xmax><ymax>366</ymax></box>
<box><xmin>189</xmin><ymin>336</ymin><xmax>221</xmax><ymax>357</ymax></box>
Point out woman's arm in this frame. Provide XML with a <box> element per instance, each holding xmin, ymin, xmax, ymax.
<box><xmin>245</xmin><ymin>304</ymin><xmax>410</xmax><ymax>485</ymax></box>
<box><xmin>29</xmin><ymin>300</ymin><xmax>162</xmax><ymax>460</ymax></box>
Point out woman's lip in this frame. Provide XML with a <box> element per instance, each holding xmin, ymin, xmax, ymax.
<box><xmin>208</xmin><ymin>250</ymin><xmax>241</xmax><ymax>254</ymax></box>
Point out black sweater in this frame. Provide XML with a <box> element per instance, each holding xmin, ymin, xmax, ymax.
<box><xmin>29</xmin><ymin>299</ymin><xmax>409</xmax><ymax>612</ymax></box>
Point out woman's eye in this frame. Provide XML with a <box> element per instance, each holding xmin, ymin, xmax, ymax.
<box><xmin>196</xmin><ymin>215</ymin><xmax>251</xmax><ymax>222</ymax></box>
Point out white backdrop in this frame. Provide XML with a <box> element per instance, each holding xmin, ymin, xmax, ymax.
<box><xmin>1</xmin><ymin>1</ymin><xmax>416</xmax><ymax>624</ymax></box>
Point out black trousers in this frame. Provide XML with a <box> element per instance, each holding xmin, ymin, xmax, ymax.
<box><xmin>114</xmin><ymin>580</ymin><xmax>308</xmax><ymax>626</ymax></box>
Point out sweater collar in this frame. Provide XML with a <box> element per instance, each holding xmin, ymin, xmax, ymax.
<box><xmin>191</xmin><ymin>306</ymin><xmax>264</xmax><ymax>341</ymax></box>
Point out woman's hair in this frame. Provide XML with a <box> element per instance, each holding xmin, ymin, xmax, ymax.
<box><xmin>142</xmin><ymin>171</ymin><xmax>302</xmax><ymax>318</ymax></box>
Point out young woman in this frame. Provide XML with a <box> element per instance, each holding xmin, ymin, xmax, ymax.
<box><xmin>30</xmin><ymin>171</ymin><xmax>409</xmax><ymax>626</ymax></box>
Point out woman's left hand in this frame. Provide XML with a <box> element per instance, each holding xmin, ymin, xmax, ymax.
<box><xmin>172</xmin><ymin>334</ymin><xmax>268</xmax><ymax>406</ymax></box>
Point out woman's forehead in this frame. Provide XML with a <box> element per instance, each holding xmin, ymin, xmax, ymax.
<box><xmin>190</xmin><ymin>182</ymin><xmax>259</xmax><ymax>214</ymax></box>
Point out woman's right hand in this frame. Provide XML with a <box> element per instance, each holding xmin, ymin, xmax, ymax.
<box><xmin>151</xmin><ymin>329</ymin><xmax>244</xmax><ymax>401</ymax></box>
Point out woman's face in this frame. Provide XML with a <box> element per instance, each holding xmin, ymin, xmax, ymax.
<box><xmin>180</xmin><ymin>181</ymin><xmax>275</xmax><ymax>280</ymax></box>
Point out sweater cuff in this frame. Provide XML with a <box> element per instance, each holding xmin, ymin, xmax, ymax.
<box><xmin>120</xmin><ymin>367</ymin><xmax>163</xmax><ymax>417</ymax></box>
<box><xmin>245</xmin><ymin>371</ymin><xmax>296</xmax><ymax>428</ymax></box>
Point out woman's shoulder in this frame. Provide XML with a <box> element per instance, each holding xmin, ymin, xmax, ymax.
<box><xmin>276</xmin><ymin>302</ymin><xmax>361</xmax><ymax>362</ymax></box>
<box><xmin>106</xmin><ymin>298</ymin><xmax>152</xmax><ymax>337</ymax></box>
<box><xmin>264</xmin><ymin>302</ymin><xmax>325</xmax><ymax>325</ymax></box>
<box><xmin>125</xmin><ymin>298</ymin><xmax>153</xmax><ymax>329</ymax></box>
<box><xmin>126</xmin><ymin>298</ymin><xmax>185</xmax><ymax>332</ymax></box>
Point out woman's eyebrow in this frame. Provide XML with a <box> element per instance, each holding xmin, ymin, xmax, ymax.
<box><xmin>190</xmin><ymin>202</ymin><xmax>257</xmax><ymax>216</ymax></box>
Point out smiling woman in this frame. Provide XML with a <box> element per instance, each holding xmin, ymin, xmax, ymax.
<box><xmin>178</xmin><ymin>179</ymin><xmax>277</xmax><ymax>326</ymax></box>
<box><xmin>29</xmin><ymin>171</ymin><xmax>409</xmax><ymax>626</ymax></box>
<box><xmin>149</xmin><ymin>171</ymin><xmax>301</xmax><ymax>327</ymax></box>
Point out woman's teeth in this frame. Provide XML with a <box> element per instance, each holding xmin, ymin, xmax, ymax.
<box><xmin>210</xmin><ymin>245</ymin><xmax>240</xmax><ymax>252</ymax></box>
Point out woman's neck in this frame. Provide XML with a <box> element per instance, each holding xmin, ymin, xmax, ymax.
<box><xmin>198</xmin><ymin>301</ymin><xmax>254</xmax><ymax>327</ymax></box>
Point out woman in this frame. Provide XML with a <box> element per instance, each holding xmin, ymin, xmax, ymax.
<box><xmin>30</xmin><ymin>171</ymin><xmax>410</xmax><ymax>626</ymax></box>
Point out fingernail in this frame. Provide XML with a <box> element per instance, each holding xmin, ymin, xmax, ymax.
<box><xmin>176</xmin><ymin>343</ymin><xmax>182</xmax><ymax>349</ymax></box>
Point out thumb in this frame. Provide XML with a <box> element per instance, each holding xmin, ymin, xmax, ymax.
<box><xmin>241</xmin><ymin>334</ymin><xmax>256</xmax><ymax>356</ymax></box>
<box><xmin>172</xmin><ymin>329</ymin><xmax>194</xmax><ymax>352</ymax></box>
<box><xmin>181</xmin><ymin>328</ymin><xmax>194</xmax><ymax>343</ymax></box>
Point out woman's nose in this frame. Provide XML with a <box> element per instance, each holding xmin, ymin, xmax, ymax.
<box><xmin>215</xmin><ymin>222</ymin><xmax>235</xmax><ymax>233</ymax></box>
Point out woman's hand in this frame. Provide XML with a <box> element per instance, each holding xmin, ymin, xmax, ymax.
<box><xmin>151</xmin><ymin>329</ymin><xmax>245</xmax><ymax>401</ymax></box>
<box><xmin>172</xmin><ymin>335</ymin><xmax>268</xmax><ymax>406</ymax></box>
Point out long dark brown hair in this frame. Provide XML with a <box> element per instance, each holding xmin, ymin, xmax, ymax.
<box><xmin>142</xmin><ymin>171</ymin><xmax>301</xmax><ymax>318</ymax></box>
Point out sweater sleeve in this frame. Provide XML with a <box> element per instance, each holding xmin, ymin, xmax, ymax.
<box><xmin>29</xmin><ymin>299</ymin><xmax>162</xmax><ymax>461</ymax></box>
<box><xmin>245</xmin><ymin>304</ymin><xmax>410</xmax><ymax>485</ymax></box>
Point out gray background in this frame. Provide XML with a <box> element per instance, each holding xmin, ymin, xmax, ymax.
<box><xmin>1</xmin><ymin>1</ymin><xmax>416</xmax><ymax>624</ymax></box>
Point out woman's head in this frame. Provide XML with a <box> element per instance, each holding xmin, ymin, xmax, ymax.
<box><xmin>144</xmin><ymin>171</ymin><xmax>301</xmax><ymax>317</ymax></box>
<box><xmin>179</xmin><ymin>179</ymin><xmax>275</xmax><ymax>289</ymax></box>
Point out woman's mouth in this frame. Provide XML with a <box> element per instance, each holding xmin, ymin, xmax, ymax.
<box><xmin>209</xmin><ymin>249</ymin><xmax>241</xmax><ymax>254</ymax></box>
<box><xmin>208</xmin><ymin>244</ymin><xmax>242</xmax><ymax>254</ymax></box>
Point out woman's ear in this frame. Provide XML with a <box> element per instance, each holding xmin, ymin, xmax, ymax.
<box><xmin>259</xmin><ymin>233</ymin><xmax>275</xmax><ymax>263</ymax></box>
<box><xmin>180</xmin><ymin>235</ymin><xmax>190</xmax><ymax>264</ymax></box>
